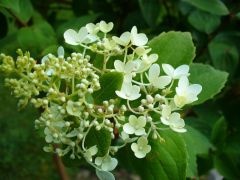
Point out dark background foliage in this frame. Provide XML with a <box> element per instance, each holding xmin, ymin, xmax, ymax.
<box><xmin>0</xmin><ymin>0</ymin><xmax>240</xmax><ymax>179</ymax></box>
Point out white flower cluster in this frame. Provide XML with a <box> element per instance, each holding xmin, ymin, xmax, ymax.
<box><xmin>0</xmin><ymin>20</ymin><xmax>202</xmax><ymax>174</ymax></box>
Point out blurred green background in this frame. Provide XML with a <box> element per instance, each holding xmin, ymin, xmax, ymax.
<box><xmin>0</xmin><ymin>0</ymin><xmax>240</xmax><ymax>179</ymax></box>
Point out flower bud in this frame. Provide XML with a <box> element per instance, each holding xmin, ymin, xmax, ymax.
<box><xmin>146</xmin><ymin>95</ymin><xmax>154</xmax><ymax>104</ymax></box>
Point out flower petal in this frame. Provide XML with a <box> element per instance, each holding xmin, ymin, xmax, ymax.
<box><xmin>162</xmin><ymin>64</ymin><xmax>174</xmax><ymax>77</ymax></box>
<box><xmin>143</xmin><ymin>144</ymin><xmax>151</xmax><ymax>154</ymax></box>
<box><xmin>131</xmin><ymin>143</ymin><xmax>138</xmax><ymax>152</ymax></box>
<box><xmin>178</xmin><ymin>76</ymin><xmax>189</xmax><ymax>88</ymax></box>
<box><xmin>154</xmin><ymin>76</ymin><xmax>171</xmax><ymax>89</ymax></box>
<box><xmin>188</xmin><ymin>84</ymin><xmax>202</xmax><ymax>95</ymax></box>
<box><xmin>174</xmin><ymin>65</ymin><xmax>189</xmax><ymax>79</ymax></box>
<box><xmin>64</xmin><ymin>29</ymin><xmax>79</xmax><ymax>45</ymax></box>
<box><xmin>114</xmin><ymin>60</ymin><xmax>124</xmax><ymax>72</ymax></box>
<box><xmin>149</xmin><ymin>64</ymin><xmax>160</xmax><ymax>83</ymax></box>
<box><xmin>123</xmin><ymin>123</ymin><xmax>135</xmax><ymax>134</ymax></box>
<box><xmin>78</xmin><ymin>27</ymin><xmax>89</xmax><ymax>43</ymax></box>
<box><xmin>161</xmin><ymin>117</ymin><xmax>170</xmax><ymax>125</ymax></box>
<box><xmin>135</xmin><ymin>128</ymin><xmax>146</xmax><ymax>136</ymax></box>
<box><xmin>138</xmin><ymin>116</ymin><xmax>147</xmax><ymax>127</ymax></box>
<box><xmin>134</xmin><ymin>150</ymin><xmax>146</xmax><ymax>158</ymax></box>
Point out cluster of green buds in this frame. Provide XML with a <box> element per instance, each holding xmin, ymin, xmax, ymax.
<box><xmin>0</xmin><ymin>20</ymin><xmax>202</xmax><ymax>174</ymax></box>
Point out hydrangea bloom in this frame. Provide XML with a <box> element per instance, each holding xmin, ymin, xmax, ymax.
<box><xmin>0</xmin><ymin>20</ymin><xmax>203</xmax><ymax>176</ymax></box>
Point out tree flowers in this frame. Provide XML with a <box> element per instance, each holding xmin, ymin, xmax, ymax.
<box><xmin>123</xmin><ymin>115</ymin><xmax>146</xmax><ymax>136</ymax></box>
<box><xmin>0</xmin><ymin>20</ymin><xmax>202</xmax><ymax>178</ymax></box>
<box><xmin>161</xmin><ymin>105</ymin><xmax>186</xmax><ymax>133</ymax></box>
<box><xmin>174</xmin><ymin>76</ymin><xmax>202</xmax><ymax>107</ymax></box>
<box><xmin>115</xmin><ymin>82</ymin><xmax>141</xmax><ymax>101</ymax></box>
<box><xmin>95</xmin><ymin>155</ymin><xmax>118</xmax><ymax>171</ymax></box>
<box><xmin>131</xmin><ymin>136</ymin><xmax>151</xmax><ymax>158</ymax></box>
<box><xmin>148</xmin><ymin>64</ymin><xmax>171</xmax><ymax>89</ymax></box>
<box><xmin>162</xmin><ymin>64</ymin><xmax>190</xmax><ymax>80</ymax></box>
<box><xmin>64</xmin><ymin>27</ymin><xmax>96</xmax><ymax>45</ymax></box>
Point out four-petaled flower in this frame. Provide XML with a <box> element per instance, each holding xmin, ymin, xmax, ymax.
<box><xmin>114</xmin><ymin>60</ymin><xmax>138</xmax><ymax>75</ymax></box>
<box><xmin>115</xmin><ymin>82</ymin><xmax>141</xmax><ymax>101</ymax></box>
<box><xmin>86</xmin><ymin>23</ymin><xmax>99</xmax><ymax>34</ymax></box>
<box><xmin>99</xmin><ymin>21</ymin><xmax>114</xmax><ymax>33</ymax></box>
<box><xmin>162</xmin><ymin>64</ymin><xmax>190</xmax><ymax>80</ymax></box>
<box><xmin>131</xmin><ymin>136</ymin><xmax>151</xmax><ymax>158</ymax></box>
<box><xmin>174</xmin><ymin>76</ymin><xmax>202</xmax><ymax>108</ymax></box>
<box><xmin>95</xmin><ymin>155</ymin><xmax>118</xmax><ymax>171</ymax></box>
<box><xmin>161</xmin><ymin>105</ymin><xmax>186</xmax><ymax>133</ymax></box>
<box><xmin>64</xmin><ymin>27</ymin><xmax>96</xmax><ymax>45</ymax></box>
<box><xmin>130</xmin><ymin>26</ymin><xmax>148</xmax><ymax>46</ymax></box>
<box><xmin>148</xmin><ymin>64</ymin><xmax>171</xmax><ymax>89</ymax></box>
<box><xmin>136</xmin><ymin>54</ymin><xmax>158</xmax><ymax>73</ymax></box>
<box><xmin>123</xmin><ymin>115</ymin><xmax>146</xmax><ymax>136</ymax></box>
<box><xmin>112</xmin><ymin>32</ymin><xmax>131</xmax><ymax>46</ymax></box>
<box><xmin>66</xmin><ymin>100</ymin><xmax>83</xmax><ymax>117</ymax></box>
<box><xmin>84</xmin><ymin>145</ymin><xmax>98</xmax><ymax>162</ymax></box>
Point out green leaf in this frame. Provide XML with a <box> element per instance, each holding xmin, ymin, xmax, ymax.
<box><xmin>189</xmin><ymin>63</ymin><xmax>228</xmax><ymax>105</ymax></box>
<box><xmin>208</xmin><ymin>41</ymin><xmax>239</xmax><ymax>75</ymax></box>
<box><xmin>86</xmin><ymin>129</ymin><xmax>111</xmax><ymax>157</ymax></box>
<box><xmin>0</xmin><ymin>0</ymin><xmax>20</xmax><ymax>12</ymax></box>
<box><xmin>186</xmin><ymin>102</ymin><xmax>222</xmax><ymax>138</ymax></box>
<box><xmin>96</xmin><ymin>169</ymin><xmax>115</xmax><ymax>180</ymax></box>
<box><xmin>214</xmin><ymin>153</ymin><xmax>240</xmax><ymax>180</ymax></box>
<box><xmin>138</xmin><ymin>0</ymin><xmax>162</xmax><ymax>28</ymax></box>
<box><xmin>17</xmin><ymin>21</ymin><xmax>57</xmax><ymax>56</ymax></box>
<box><xmin>119</xmin><ymin>130</ymin><xmax>187</xmax><ymax>180</ymax></box>
<box><xmin>12</xmin><ymin>0</ymin><xmax>33</xmax><ymax>23</ymax></box>
<box><xmin>149</xmin><ymin>31</ymin><xmax>196</xmax><ymax>67</ymax></box>
<box><xmin>188</xmin><ymin>10</ymin><xmax>221</xmax><ymax>34</ymax></box>
<box><xmin>211</xmin><ymin>116</ymin><xmax>227</xmax><ymax>147</ymax></box>
<box><xmin>0</xmin><ymin>0</ymin><xmax>33</xmax><ymax>23</ymax></box>
<box><xmin>183</xmin><ymin>0</ymin><xmax>229</xmax><ymax>16</ymax></box>
<box><xmin>236</xmin><ymin>12</ymin><xmax>240</xmax><ymax>20</ymax></box>
<box><xmin>93</xmin><ymin>72</ymin><xmax>123</xmax><ymax>104</ymax></box>
<box><xmin>182</xmin><ymin>126</ymin><xmax>212</xmax><ymax>177</ymax></box>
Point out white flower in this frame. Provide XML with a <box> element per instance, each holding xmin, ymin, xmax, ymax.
<box><xmin>84</xmin><ymin>145</ymin><xmax>98</xmax><ymax>162</ymax></box>
<box><xmin>99</xmin><ymin>21</ymin><xmax>114</xmax><ymax>33</ymax></box>
<box><xmin>112</xmin><ymin>32</ymin><xmax>131</xmax><ymax>46</ymax></box>
<box><xmin>131</xmin><ymin>136</ymin><xmax>151</xmax><ymax>158</ymax></box>
<box><xmin>64</xmin><ymin>27</ymin><xmax>87</xmax><ymax>45</ymax></box>
<box><xmin>64</xmin><ymin>27</ymin><xmax>96</xmax><ymax>45</ymax></box>
<box><xmin>66</xmin><ymin>100</ymin><xmax>83</xmax><ymax>117</ymax></box>
<box><xmin>136</xmin><ymin>53</ymin><xmax>158</xmax><ymax>73</ymax></box>
<box><xmin>120</xmin><ymin>131</ymin><xmax>130</xmax><ymax>141</ymax></box>
<box><xmin>114</xmin><ymin>60</ymin><xmax>138</xmax><ymax>74</ymax></box>
<box><xmin>86</xmin><ymin>23</ymin><xmax>99</xmax><ymax>34</ymax></box>
<box><xmin>123</xmin><ymin>115</ymin><xmax>146</xmax><ymax>136</ymax></box>
<box><xmin>102</xmin><ymin>38</ymin><xmax>118</xmax><ymax>51</ymax></box>
<box><xmin>161</xmin><ymin>109</ymin><xmax>186</xmax><ymax>133</ymax></box>
<box><xmin>148</xmin><ymin>64</ymin><xmax>171</xmax><ymax>89</ymax></box>
<box><xmin>135</xmin><ymin>46</ymin><xmax>151</xmax><ymax>56</ymax></box>
<box><xmin>130</xmin><ymin>26</ymin><xmax>148</xmax><ymax>46</ymax></box>
<box><xmin>95</xmin><ymin>155</ymin><xmax>118</xmax><ymax>171</ymax></box>
<box><xmin>162</xmin><ymin>64</ymin><xmax>190</xmax><ymax>80</ymax></box>
<box><xmin>115</xmin><ymin>82</ymin><xmax>141</xmax><ymax>101</ymax></box>
<box><xmin>174</xmin><ymin>76</ymin><xmax>202</xmax><ymax>108</ymax></box>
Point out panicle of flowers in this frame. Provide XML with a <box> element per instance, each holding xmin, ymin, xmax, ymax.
<box><xmin>0</xmin><ymin>20</ymin><xmax>202</xmax><ymax>173</ymax></box>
